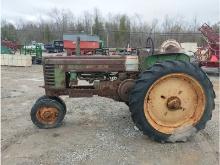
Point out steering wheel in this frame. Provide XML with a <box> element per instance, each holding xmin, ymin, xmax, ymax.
<box><xmin>146</xmin><ymin>37</ymin><xmax>154</xmax><ymax>55</ymax></box>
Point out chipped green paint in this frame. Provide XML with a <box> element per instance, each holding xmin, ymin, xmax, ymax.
<box><xmin>54</xmin><ymin>65</ymin><xmax>65</xmax><ymax>88</ymax></box>
<box><xmin>70</xmin><ymin>72</ymin><xmax>77</xmax><ymax>80</ymax></box>
<box><xmin>142</xmin><ymin>53</ymin><xmax>190</xmax><ymax>70</ymax></box>
<box><xmin>51</xmin><ymin>53</ymin><xmax>190</xmax><ymax>87</ymax></box>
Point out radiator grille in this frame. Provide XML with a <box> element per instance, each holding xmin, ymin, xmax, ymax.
<box><xmin>44</xmin><ymin>64</ymin><xmax>55</xmax><ymax>86</ymax></box>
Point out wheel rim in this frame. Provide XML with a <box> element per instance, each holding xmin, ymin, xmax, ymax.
<box><xmin>144</xmin><ymin>73</ymin><xmax>206</xmax><ymax>134</ymax></box>
<box><xmin>36</xmin><ymin>107</ymin><xmax>59</xmax><ymax>125</ymax></box>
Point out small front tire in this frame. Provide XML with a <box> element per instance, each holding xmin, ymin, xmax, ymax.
<box><xmin>35</xmin><ymin>95</ymin><xmax>67</xmax><ymax>115</ymax></box>
<box><xmin>31</xmin><ymin>98</ymin><xmax>65</xmax><ymax>129</ymax></box>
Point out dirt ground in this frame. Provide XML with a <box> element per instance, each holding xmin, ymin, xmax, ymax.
<box><xmin>1</xmin><ymin>65</ymin><xmax>219</xmax><ymax>165</ymax></box>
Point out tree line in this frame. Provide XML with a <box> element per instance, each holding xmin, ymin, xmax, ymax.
<box><xmin>1</xmin><ymin>8</ymin><xmax>219</xmax><ymax>48</ymax></box>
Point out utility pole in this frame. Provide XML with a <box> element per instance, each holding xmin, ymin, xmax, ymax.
<box><xmin>90</xmin><ymin>26</ymin><xmax>93</xmax><ymax>35</ymax></box>
<box><xmin>76</xmin><ymin>37</ymin><xmax>80</xmax><ymax>56</ymax></box>
<box><xmin>106</xmin><ymin>32</ymin><xmax>109</xmax><ymax>48</ymax></box>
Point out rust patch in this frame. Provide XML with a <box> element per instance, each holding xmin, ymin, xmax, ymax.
<box><xmin>36</xmin><ymin>107</ymin><xmax>59</xmax><ymax>124</ymax></box>
<box><xmin>167</xmin><ymin>96</ymin><xmax>181</xmax><ymax>110</ymax></box>
<box><xmin>117</xmin><ymin>79</ymin><xmax>135</xmax><ymax>102</ymax></box>
<box><xmin>178</xmin><ymin>91</ymin><xmax>182</xmax><ymax>94</ymax></box>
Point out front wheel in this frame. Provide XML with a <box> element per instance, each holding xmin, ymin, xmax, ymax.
<box><xmin>31</xmin><ymin>98</ymin><xmax>65</xmax><ymax>129</ymax></box>
<box><xmin>35</xmin><ymin>95</ymin><xmax>66</xmax><ymax>115</ymax></box>
<box><xmin>129</xmin><ymin>60</ymin><xmax>215</xmax><ymax>142</ymax></box>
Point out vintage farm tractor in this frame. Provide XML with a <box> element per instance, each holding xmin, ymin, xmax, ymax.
<box><xmin>31</xmin><ymin>38</ymin><xmax>215</xmax><ymax>143</ymax></box>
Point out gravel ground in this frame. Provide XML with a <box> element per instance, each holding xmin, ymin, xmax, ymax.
<box><xmin>1</xmin><ymin>65</ymin><xmax>219</xmax><ymax>165</ymax></box>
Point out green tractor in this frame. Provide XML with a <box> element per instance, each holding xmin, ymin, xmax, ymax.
<box><xmin>30</xmin><ymin>38</ymin><xmax>215</xmax><ymax>143</ymax></box>
<box><xmin>20</xmin><ymin>41</ymin><xmax>43</xmax><ymax>64</ymax></box>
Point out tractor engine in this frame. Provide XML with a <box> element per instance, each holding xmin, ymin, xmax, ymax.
<box><xmin>43</xmin><ymin>55</ymin><xmax>139</xmax><ymax>102</ymax></box>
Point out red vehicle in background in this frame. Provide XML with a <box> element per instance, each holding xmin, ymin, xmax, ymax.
<box><xmin>63</xmin><ymin>34</ymin><xmax>100</xmax><ymax>55</ymax></box>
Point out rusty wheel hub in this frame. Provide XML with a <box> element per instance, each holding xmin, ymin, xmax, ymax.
<box><xmin>167</xmin><ymin>96</ymin><xmax>181</xmax><ymax>110</ymax></box>
<box><xmin>118</xmin><ymin>79</ymin><xmax>135</xmax><ymax>102</ymax></box>
<box><xmin>144</xmin><ymin>73</ymin><xmax>206</xmax><ymax>134</ymax></box>
<box><xmin>36</xmin><ymin>107</ymin><xmax>59</xmax><ymax>124</ymax></box>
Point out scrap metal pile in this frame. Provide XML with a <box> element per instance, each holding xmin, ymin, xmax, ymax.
<box><xmin>1</xmin><ymin>40</ymin><xmax>20</xmax><ymax>54</ymax></box>
<box><xmin>195</xmin><ymin>23</ymin><xmax>220</xmax><ymax>67</ymax></box>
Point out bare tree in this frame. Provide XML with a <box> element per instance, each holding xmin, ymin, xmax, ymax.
<box><xmin>2</xmin><ymin>8</ymin><xmax>218</xmax><ymax>48</ymax></box>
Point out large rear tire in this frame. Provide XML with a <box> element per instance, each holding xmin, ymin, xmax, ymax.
<box><xmin>129</xmin><ymin>60</ymin><xmax>215</xmax><ymax>142</ymax></box>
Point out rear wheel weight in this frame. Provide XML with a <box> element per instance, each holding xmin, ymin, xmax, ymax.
<box><xmin>129</xmin><ymin>60</ymin><xmax>215</xmax><ymax>142</ymax></box>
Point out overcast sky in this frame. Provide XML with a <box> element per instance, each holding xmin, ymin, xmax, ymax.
<box><xmin>1</xmin><ymin>0</ymin><xmax>220</xmax><ymax>25</ymax></box>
